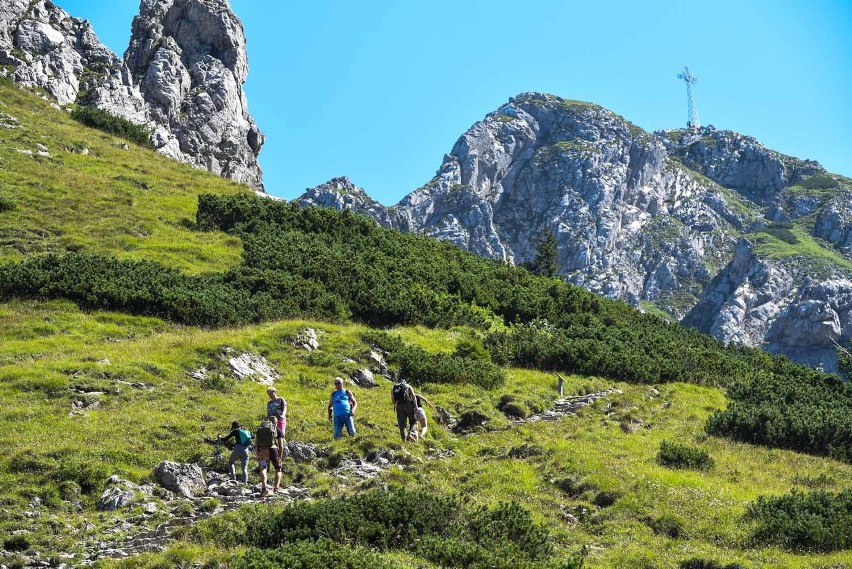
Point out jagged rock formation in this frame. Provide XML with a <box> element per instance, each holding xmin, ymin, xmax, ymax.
<box><xmin>297</xmin><ymin>93</ymin><xmax>852</xmax><ymax>370</ymax></box>
<box><xmin>0</xmin><ymin>0</ymin><xmax>263</xmax><ymax>190</ymax></box>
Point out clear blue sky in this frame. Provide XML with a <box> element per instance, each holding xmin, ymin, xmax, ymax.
<box><xmin>57</xmin><ymin>0</ymin><xmax>851</xmax><ymax>204</ymax></box>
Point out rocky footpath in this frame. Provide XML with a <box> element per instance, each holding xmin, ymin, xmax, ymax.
<box><xmin>296</xmin><ymin>94</ymin><xmax>852</xmax><ymax>370</ymax></box>
<box><xmin>0</xmin><ymin>0</ymin><xmax>264</xmax><ymax>190</ymax></box>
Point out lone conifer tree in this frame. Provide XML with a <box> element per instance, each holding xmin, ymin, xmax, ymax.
<box><xmin>525</xmin><ymin>228</ymin><xmax>558</xmax><ymax>277</ymax></box>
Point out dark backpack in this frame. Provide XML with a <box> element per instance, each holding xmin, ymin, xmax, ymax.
<box><xmin>256</xmin><ymin>418</ymin><xmax>276</xmax><ymax>448</ymax></box>
<box><xmin>237</xmin><ymin>428</ymin><xmax>252</xmax><ymax>446</ymax></box>
<box><xmin>392</xmin><ymin>383</ymin><xmax>413</xmax><ymax>404</ymax></box>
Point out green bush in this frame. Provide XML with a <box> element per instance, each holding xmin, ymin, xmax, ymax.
<box><xmin>3</xmin><ymin>536</ymin><xmax>30</xmax><ymax>552</ymax></box>
<box><xmin>0</xmin><ymin>193</ymin><xmax>14</xmax><ymax>213</ymax></box>
<box><xmin>745</xmin><ymin>489</ymin><xmax>852</xmax><ymax>552</ymax></box>
<box><xmin>706</xmin><ymin>367</ymin><xmax>852</xmax><ymax>463</ymax></box>
<box><xmin>70</xmin><ymin>105</ymin><xmax>154</xmax><ymax>148</ymax></box>
<box><xmin>656</xmin><ymin>440</ymin><xmax>714</xmax><ymax>470</ymax></box>
<box><xmin>232</xmin><ymin>540</ymin><xmax>398</xmax><ymax>569</ymax></box>
<box><xmin>366</xmin><ymin>331</ymin><xmax>505</xmax><ymax>389</ymax></box>
<box><xmin>454</xmin><ymin>337</ymin><xmax>491</xmax><ymax>361</ymax></box>
<box><xmin>799</xmin><ymin>173</ymin><xmax>839</xmax><ymax>190</ymax></box>
<box><xmin>192</xmin><ymin>488</ymin><xmax>578</xmax><ymax>567</ymax></box>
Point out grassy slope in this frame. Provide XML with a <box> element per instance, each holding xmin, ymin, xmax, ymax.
<box><xmin>1</xmin><ymin>82</ymin><xmax>852</xmax><ymax>567</ymax></box>
<box><xmin>0</xmin><ymin>79</ymin><xmax>247</xmax><ymax>273</ymax></box>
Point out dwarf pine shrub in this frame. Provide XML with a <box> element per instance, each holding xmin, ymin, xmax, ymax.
<box><xmin>656</xmin><ymin>440</ymin><xmax>714</xmax><ymax>470</ymax></box>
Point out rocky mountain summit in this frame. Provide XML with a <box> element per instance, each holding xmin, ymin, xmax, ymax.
<box><xmin>0</xmin><ymin>0</ymin><xmax>264</xmax><ymax>190</ymax></box>
<box><xmin>297</xmin><ymin>93</ymin><xmax>852</xmax><ymax>371</ymax></box>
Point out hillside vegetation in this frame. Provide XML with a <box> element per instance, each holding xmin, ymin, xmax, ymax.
<box><xmin>1</xmin><ymin>81</ymin><xmax>851</xmax><ymax>568</ymax></box>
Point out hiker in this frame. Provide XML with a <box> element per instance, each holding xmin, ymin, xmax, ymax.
<box><xmin>414</xmin><ymin>392</ymin><xmax>435</xmax><ymax>439</ymax></box>
<box><xmin>327</xmin><ymin>376</ymin><xmax>357</xmax><ymax>439</ymax></box>
<box><xmin>266</xmin><ymin>386</ymin><xmax>287</xmax><ymax>455</ymax></box>
<box><xmin>218</xmin><ymin>421</ymin><xmax>253</xmax><ymax>483</ymax></box>
<box><xmin>392</xmin><ymin>378</ymin><xmax>418</xmax><ymax>442</ymax></box>
<box><xmin>254</xmin><ymin>415</ymin><xmax>282</xmax><ymax>497</ymax></box>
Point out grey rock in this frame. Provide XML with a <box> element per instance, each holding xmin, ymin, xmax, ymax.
<box><xmin>350</xmin><ymin>368</ymin><xmax>377</xmax><ymax>388</ymax></box>
<box><xmin>284</xmin><ymin>441</ymin><xmax>321</xmax><ymax>463</ymax></box>
<box><xmin>98</xmin><ymin>487</ymin><xmax>137</xmax><ymax>511</ymax></box>
<box><xmin>97</xmin><ymin>477</ymin><xmax>141</xmax><ymax>511</ymax></box>
<box><xmin>292</xmin><ymin>328</ymin><xmax>320</xmax><ymax>351</ymax></box>
<box><xmin>227</xmin><ymin>351</ymin><xmax>279</xmax><ymax>384</ymax></box>
<box><xmin>0</xmin><ymin>0</ymin><xmax>264</xmax><ymax>189</ymax></box>
<box><xmin>153</xmin><ymin>461</ymin><xmax>205</xmax><ymax>498</ymax></box>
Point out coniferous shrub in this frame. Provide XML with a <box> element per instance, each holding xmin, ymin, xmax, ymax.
<box><xmin>70</xmin><ymin>105</ymin><xmax>154</xmax><ymax>148</ymax></box>
<box><xmin>656</xmin><ymin>440</ymin><xmax>714</xmax><ymax>470</ymax></box>
<box><xmin>0</xmin><ymin>193</ymin><xmax>14</xmax><ymax>213</ymax></box>
<box><xmin>192</xmin><ymin>488</ymin><xmax>579</xmax><ymax>568</ymax></box>
<box><xmin>745</xmin><ymin>489</ymin><xmax>852</xmax><ymax>552</ymax></box>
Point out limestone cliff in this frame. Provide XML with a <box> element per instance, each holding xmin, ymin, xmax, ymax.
<box><xmin>0</xmin><ymin>0</ymin><xmax>264</xmax><ymax>190</ymax></box>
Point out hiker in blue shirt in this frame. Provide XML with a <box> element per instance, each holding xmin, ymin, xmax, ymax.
<box><xmin>218</xmin><ymin>421</ymin><xmax>252</xmax><ymax>483</ymax></box>
<box><xmin>327</xmin><ymin>377</ymin><xmax>357</xmax><ymax>439</ymax></box>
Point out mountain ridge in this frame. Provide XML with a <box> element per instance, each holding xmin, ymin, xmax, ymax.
<box><xmin>296</xmin><ymin>92</ymin><xmax>852</xmax><ymax>371</ymax></box>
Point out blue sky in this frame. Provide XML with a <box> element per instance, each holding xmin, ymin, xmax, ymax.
<box><xmin>56</xmin><ymin>1</ymin><xmax>851</xmax><ymax>204</ymax></box>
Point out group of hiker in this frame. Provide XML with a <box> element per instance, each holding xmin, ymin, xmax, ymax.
<box><xmin>218</xmin><ymin>377</ymin><xmax>433</xmax><ymax>496</ymax></box>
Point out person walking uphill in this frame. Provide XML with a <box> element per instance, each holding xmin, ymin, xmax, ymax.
<box><xmin>266</xmin><ymin>387</ymin><xmax>287</xmax><ymax>456</ymax></box>
<box><xmin>218</xmin><ymin>421</ymin><xmax>252</xmax><ymax>483</ymax></box>
<box><xmin>392</xmin><ymin>379</ymin><xmax>418</xmax><ymax>442</ymax></box>
<box><xmin>328</xmin><ymin>377</ymin><xmax>357</xmax><ymax>439</ymax></box>
<box><xmin>254</xmin><ymin>415</ymin><xmax>282</xmax><ymax>497</ymax></box>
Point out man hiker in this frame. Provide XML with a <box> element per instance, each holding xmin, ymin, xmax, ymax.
<box><xmin>254</xmin><ymin>415</ymin><xmax>282</xmax><ymax>497</ymax></box>
<box><xmin>392</xmin><ymin>378</ymin><xmax>418</xmax><ymax>442</ymax></box>
<box><xmin>327</xmin><ymin>377</ymin><xmax>357</xmax><ymax>439</ymax></box>
<box><xmin>266</xmin><ymin>386</ymin><xmax>287</xmax><ymax>456</ymax></box>
<box><xmin>218</xmin><ymin>421</ymin><xmax>252</xmax><ymax>483</ymax></box>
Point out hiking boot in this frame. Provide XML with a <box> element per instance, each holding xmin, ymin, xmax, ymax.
<box><xmin>259</xmin><ymin>487</ymin><xmax>269</xmax><ymax>498</ymax></box>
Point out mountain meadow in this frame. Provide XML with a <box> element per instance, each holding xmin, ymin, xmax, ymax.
<box><xmin>2</xmin><ymin>78</ymin><xmax>852</xmax><ymax>569</ymax></box>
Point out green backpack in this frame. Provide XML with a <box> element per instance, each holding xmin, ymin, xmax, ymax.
<box><xmin>237</xmin><ymin>428</ymin><xmax>252</xmax><ymax>446</ymax></box>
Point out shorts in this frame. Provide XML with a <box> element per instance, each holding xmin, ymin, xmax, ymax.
<box><xmin>276</xmin><ymin>416</ymin><xmax>287</xmax><ymax>438</ymax></box>
<box><xmin>415</xmin><ymin>407</ymin><xmax>426</xmax><ymax>421</ymax></box>
<box><xmin>256</xmin><ymin>447</ymin><xmax>282</xmax><ymax>472</ymax></box>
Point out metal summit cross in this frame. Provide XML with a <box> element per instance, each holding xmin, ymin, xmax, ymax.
<box><xmin>677</xmin><ymin>66</ymin><xmax>701</xmax><ymax>130</ymax></box>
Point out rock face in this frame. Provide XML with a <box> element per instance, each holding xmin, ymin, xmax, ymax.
<box><xmin>153</xmin><ymin>461</ymin><xmax>206</xmax><ymax>497</ymax></box>
<box><xmin>0</xmin><ymin>0</ymin><xmax>264</xmax><ymax>190</ymax></box>
<box><xmin>297</xmin><ymin>93</ymin><xmax>852</xmax><ymax>371</ymax></box>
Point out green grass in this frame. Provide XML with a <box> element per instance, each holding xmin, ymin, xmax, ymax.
<box><xmin>0</xmin><ymin>79</ymin><xmax>247</xmax><ymax>273</ymax></box>
<box><xmin>3</xmin><ymin>299</ymin><xmax>852</xmax><ymax>567</ymax></box>
<box><xmin>749</xmin><ymin>223</ymin><xmax>852</xmax><ymax>272</ymax></box>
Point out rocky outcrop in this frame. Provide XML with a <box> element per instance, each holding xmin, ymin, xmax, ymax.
<box><xmin>682</xmin><ymin>240</ymin><xmax>795</xmax><ymax>347</ymax></box>
<box><xmin>766</xmin><ymin>278</ymin><xmax>852</xmax><ymax>370</ymax></box>
<box><xmin>123</xmin><ymin>0</ymin><xmax>264</xmax><ymax>189</ymax></box>
<box><xmin>662</xmin><ymin>127</ymin><xmax>822</xmax><ymax>204</ymax></box>
<box><xmin>0</xmin><ymin>0</ymin><xmax>264</xmax><ymax>190</ymax></box>
<box><xmin>813</xmin><ymin>193</ymin><xmax>852</xmax><ymax>252</ymax></box>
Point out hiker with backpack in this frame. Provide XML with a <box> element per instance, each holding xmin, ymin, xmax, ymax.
<box><xmin>266</xmin><ymin>386</ymin><xmax>287</xmax><ymax>456</ymax></box>
<box><xmin>414</xmin><ymin>392</ymin><xmax>435</xmax><ymax>440</ymax></box>
<box><xmin>327</xmin><ymin>376</ymin><xmax>357</xmax><ymax>439</ymax></box>
<box><xmin>218</xmin><ymin>421</ymin><xmax>253</xmax><ymax>483</ymax></box>
<box><xmin>254</xmin><ymin>415</ymin><xmax>282</xmax><ymax>497</ymax></box>
<box><xmin>392</xmin><ymin>379</ymin><xmax>418</xmax><ymax>442</ymax></box>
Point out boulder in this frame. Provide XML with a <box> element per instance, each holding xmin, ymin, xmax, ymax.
<box><xmin>153</xmin><ymin>461</ymin><xmax>205</xmax><ymax>498</ymax></box>
<box><xmin>284</xmin><ymin>442</ymin><xmax>321</xmax><ymax>464</ymax></box>
<box><xmin>350</xmin><ymin>369</ymin><xmax>377</xmax><ymax>388</ymax></box>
